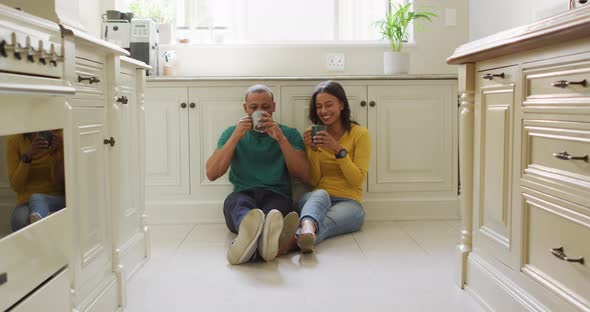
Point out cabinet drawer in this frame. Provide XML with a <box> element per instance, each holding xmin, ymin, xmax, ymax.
<box><xmin>11</xmin><ymin>269</ymin><xmax>71</xmax><ymax>312</ymax></box>
<box><xmin>522</xmin><ymin>119</ymin><xmax>590</xmax><ymax>205</ymax></box>
<box><xmin>73</xmin><ymin>57</ymin><xmax>106</xmax><ymax>100</ymax></box>
<box><xmin>479</xmin><ymin>65</ymin><xmax>518</xmax><ymax>88</ymax></box>
<box><xmin>0</xmin><ymin>209</ymin><xmax>71</xmax><ymax>311</ymax></box>
<box><xmin>522</xmin><ymin>190</ymin><xmax>590</xmax><ymax>311</ymax></box>
<box><xmin>525</xmin><ymin>59</ymin><xmax>590</xmax><ymax>101</ymax></box>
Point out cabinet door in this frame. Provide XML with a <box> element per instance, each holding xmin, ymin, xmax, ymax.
<box><xmin>473</xmin><ymin>67</ymin><xmax>519</xmax><ymax>267</ymax></box>
<box><xmin>280</xmin><ymin>85</ymin><xmax>367</xmax><ymax>134</ymax></box>
<box><xmin>70</xmin><ymin>107</ymin><xmax>112</xmax><ymax>302</ymax></box>
<box><xmin>188</xmin><ymin>87</ymin><xmax>264</xmax><ymax>199</ymax></box>
<box><xmin>367</xmin><ymin>83</ymin><xmax>457</xmax><ymax>194</ymax></box>
<box><xmin>144</xmin><ymin>87</ymin><xmax>190</xmax><ymax>197</ymax></box>
<box><xmin>110</xmin><ymin>72</ymin><xmax>139</xmax><ymax>247</ymax></box>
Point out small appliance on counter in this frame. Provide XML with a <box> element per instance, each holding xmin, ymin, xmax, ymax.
<box><xmin>101</xmin><ymin>20</ymin><xmax>131</xmax><ymax>50</ymax></box>
<box><xmin>130</xmin><ymin>19</ymin><xmax>159</xmax><ymax>76</ymax></box>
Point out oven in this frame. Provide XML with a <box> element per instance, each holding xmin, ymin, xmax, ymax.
<box><xmin>0</xmin><ymin>4</ymin><xmax>74</xmax><ymax>311</ymax></box>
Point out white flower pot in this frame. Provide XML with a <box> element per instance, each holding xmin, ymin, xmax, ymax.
<box><xmin>384</xmin><ymin>51</ymin><xmax>410</xmax><ymax>74</ymax></box>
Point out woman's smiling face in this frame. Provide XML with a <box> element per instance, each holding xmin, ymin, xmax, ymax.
<box><xmin>314</xmin><ymin>92</ymin><xmax>343</xmax><ymax>126</ymax></box>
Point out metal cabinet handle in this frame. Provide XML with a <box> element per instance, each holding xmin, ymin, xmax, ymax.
<box><xmin>360</xmin><ymin>101</ymin><xmax>367</xmax><ymax>107</ymax></box>
<box><xmin>551</xmin><ymin>79</ymin><xmax>587</xmax><ymax>88</ymax></box>
<box><xmin>78</xmin><ymin>75</ymin><xmax>101</xmax><ymax>84</ymax></box>
<box><xmin>482</xmin><ymin>73</ymin><xmax>505</xmax><ymax>80</ymax></box>
<box><xmin>103</xmin><ymin>137</ymin><xmax>115</xmax><ymax>147</ymax></box>
<box><xmin>180</xmin><ymin>102</ymin><xmax>187</xmax><ymax>109</ymax></box>
<box><xmin>0</xmin><ymin>272</ymin><xmax>6</xmax><ymax>286</ymax></box>
<box><xmin>189</xmin><ymin>102</ymin><xmax>195</xmax><ymax>108</ymax></box>
<box><xmin>551</xmin><ymin>247</ymin><xmax>584</xmax><ymax>264</ymax></box>
<box><xmin>116</xmin><ymin>96</ymin><xmax>129</xmax><ymax>104</ymax></box>
<box><xmin>369</xmin><ymin>101</ymin><xmax>376</xmax><ymax>107</ymax></box>
<box><xmin>552</xmin><ymin>151</ymin><xmax>588</xmax><ymax>162</ymax></box>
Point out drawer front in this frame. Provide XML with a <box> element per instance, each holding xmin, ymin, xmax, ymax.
<box><xmin>522</xmin><ymin>190</ymin><xmax>590</xmax><ymax>311</ymax></box>
<box><xmin>478</xmin><ymin>65</ymin><xmax>518</xmax><ymax>88</ymax></box>
<box><xmin>526</xmin><ymin>59</ymin><xmax>590</xmax><ymax>101</ymax></box>
<box><xmin>522</xmin><ymin>119</ymin><xmax>590</xmax><ymax>204</ymax></box>
<box><xmin>11</xmin><ymin>269</ymin><xmax>71</xmax><ymax>312</ymax></box>
<box><xmin>0</xmin><ymin>209</ymin><xmax>71</xmax><ymax>311</ymax></box>
<box><xmin>74</xmin><ymin>57</ymin><xmax>106</xmax><ymax>100</ymax></box>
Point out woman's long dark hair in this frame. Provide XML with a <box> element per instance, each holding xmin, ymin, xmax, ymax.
<box><xmin>309</xmin><ymin>81</ymin><xmax>358</xmax><ymax>132</ymax></box>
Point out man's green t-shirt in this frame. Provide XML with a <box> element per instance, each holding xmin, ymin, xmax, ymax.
<box><xmin>217</xmin><ymin>125</ymin><xmax>304</xmax><ymax>198</ymax></box>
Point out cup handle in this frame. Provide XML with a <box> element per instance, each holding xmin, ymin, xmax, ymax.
<box><xmin>102</xmin><ymin>13</ymin><xmax>106</xmax><ymax>21</ymax></box>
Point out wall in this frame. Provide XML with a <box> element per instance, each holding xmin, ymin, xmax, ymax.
<box><xmin>158</xmin><ymin>0</ymin><xmax>468</xmax><ymax>76</ymax></box>
<box><xmin>469</xmin><ymin>0</ymin><xmax>569</xmax><ymax>41</ymax></box>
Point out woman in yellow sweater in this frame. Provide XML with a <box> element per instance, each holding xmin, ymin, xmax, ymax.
<box><xmin>297</xmin><ymin>81</ymin><xmax>371</xmax><ymax>252</ymax></box>
<box><xmin>6</xmin><ymin>130</ymin><xmax>65</xmax><ymax>231</ymax></box>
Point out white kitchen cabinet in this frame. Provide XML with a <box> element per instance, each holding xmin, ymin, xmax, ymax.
<box><xmin>62</xmin><ymin>29</ymin><xmax>149</xmax><ymax>312</ymax></box>
<box><xmin>145</xmin><ymin>85</ymin><xmax>281</xmax><ymax>222</ymax></box>
<box><xmin>145</xmin><ymin>79</ymin><xmax>458</xmax><ymax>223</ymax></box>
<box><xmin>448</xmin><ymin>7</ymin><xmax>590</xmax><ymax>312</ymax></box>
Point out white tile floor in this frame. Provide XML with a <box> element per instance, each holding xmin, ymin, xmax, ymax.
<box><xmin>127</xmin><ymin>221</ymin><xmax>483</xmax><ymax>312</ymax></box>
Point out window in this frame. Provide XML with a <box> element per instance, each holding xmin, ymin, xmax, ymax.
<box><xmin>121</xmin><ymin>0</ymin><xmax>409</xmax><ymax>44</ymax></box>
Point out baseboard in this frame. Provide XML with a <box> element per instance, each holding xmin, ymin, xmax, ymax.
<box><xmin>465</xmin><ymin>253</ymin><xmax>550</xmax><ymax>312</ymax></box>
<box><xmin>145</xmin><ymin>197</ymin><xmax>460</xmax><ymax>224</ymax></box>
<box><xmin>78</xmin><ymin>277</ymin><xmax>119</xmax><ymax>312</ymax></box>
<box><xmin>117</xmin><ymin>232</ymin><xmax>148</xmax><ymax>281</ymax></box>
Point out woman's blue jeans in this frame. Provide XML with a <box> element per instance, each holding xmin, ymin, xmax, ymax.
<box><xmin>298</xmin><ymin>189</ymin><xmax>365</xmax><ymax>244</ymax></box>
<box><xmin>11</xmin><ymin>194</ymin><xmax>66</xmax><ymax>231</ymax></box>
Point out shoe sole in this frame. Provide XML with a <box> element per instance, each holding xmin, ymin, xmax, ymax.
<box><xmin>297</xmin><ymin>233</ymin><xmax>316</xmax><ymax>253</ymax></box>
<box><xmin>227</xmin><ymin>209</ymin><xmax>264</xmax><ymax>265</ymax></box>
<box><xmin>278</xmin><ymin>211</ymin><xmax>299</xmax><ymax>254</ymax></box>
<box><xmin>258</xmin><ymin>210</ymin><xmax>283</xmax><ymax>262</ymax></box>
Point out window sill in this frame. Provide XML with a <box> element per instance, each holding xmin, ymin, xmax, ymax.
<box><xmin>160</xmin><ymin>41</ymin><xmax>417</xmax><ymax>48</ymax></box>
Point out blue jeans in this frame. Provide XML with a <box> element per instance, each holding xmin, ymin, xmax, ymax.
<box><xmin>11</xmin><ymin>194</ymin><xmax>66</xmax><ymax>231</ymax></box>
<box><xmin>298</xmin><ymin>189</ymin><xmax>365</xmax><ymax>244</ymax></box>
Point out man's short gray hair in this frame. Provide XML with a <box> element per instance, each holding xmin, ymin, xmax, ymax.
<box><xmin>245</xmin><ymin>84</ymin><xmax>274</xmax><ymax>102</ymax></box>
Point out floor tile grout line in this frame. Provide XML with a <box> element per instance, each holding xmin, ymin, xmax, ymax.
<box><xmin>176</xmin><ymin>223</ymin><xmax>198</xmax><ymax>249</ymax></box>
<box><xmin>397</xmin><ymin>222</ymin><xmax>432</xmax><ymax>256</ymax></box>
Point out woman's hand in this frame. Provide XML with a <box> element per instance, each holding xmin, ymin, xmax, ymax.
<box><xmin>303</xmin><ymin>129</ymin><xmax>318</xmax><ymax>151</ymax></box>
<box><xmin>50</xmin><ymin>132</ymin><xmax>63</xmax><ymax>154</ymax></box>
<box><xmin>313</xmin><ymin>131</ymin><xmax>341</xmax><ymax>154</ymax></box>
<box><xmin>26</xmin><ymin>134</ymin><xmax>49</xmax><ymax>158</ymax></box>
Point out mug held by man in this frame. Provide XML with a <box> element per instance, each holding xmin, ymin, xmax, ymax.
<box><xmin>251</xmin><ymin>110</ymin><xmax>267</xmax><ymax>133</ymax></box>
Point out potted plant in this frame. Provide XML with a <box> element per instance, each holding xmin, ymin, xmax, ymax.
<box><xmin>375</xmin><ymin>2</ymin><xmax>437</xmax><ymax>74</ymax></box>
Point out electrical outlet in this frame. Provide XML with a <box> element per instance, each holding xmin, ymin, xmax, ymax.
<box><xmin>326</xmin><ymin>53</ymin><xmax>345</xmax><ymax>71</ymax></box>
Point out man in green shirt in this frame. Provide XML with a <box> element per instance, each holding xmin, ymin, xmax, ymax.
<box><xmin>206</xmin><ymin>85</ymin><xmax>309</xmax><ymax>265</ymax></box>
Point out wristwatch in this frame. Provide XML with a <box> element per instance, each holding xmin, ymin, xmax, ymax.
<box><xmin>20</xmin><ymin>154</ymin><xmax>32</xmax><ymax>164</ymax></box>
<box><xmin>335</xmin><ymin>148</ymin><xmax>348</xmax><ymax>159</ymax></box>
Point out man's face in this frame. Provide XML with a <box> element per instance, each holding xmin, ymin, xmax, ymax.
<box><xmin>243</xmin><ymin>92</ymin><xmax>275</xmax><ymax>116</ymax></box>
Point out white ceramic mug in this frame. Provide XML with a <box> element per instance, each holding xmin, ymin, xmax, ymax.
<box><xmin>251</xmin><ymin>111</ymin><xmax>267</xmax><ymax>132</ymax></box>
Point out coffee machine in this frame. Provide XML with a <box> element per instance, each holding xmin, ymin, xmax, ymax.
<box><xmin>130</xmin><ymin>19</ymin><xmax>159</xmax><ymax>75</ymax></box>
<box><xmin>102</xmin><ymin>20</ymin><xmax>131</xmax><ymax>50</ymax></box>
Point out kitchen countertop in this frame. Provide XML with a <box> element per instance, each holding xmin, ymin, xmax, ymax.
<box><xmin>147</xmin><ymin>74</ymin><xmax>457</xmax><ymax>82</ymax></box>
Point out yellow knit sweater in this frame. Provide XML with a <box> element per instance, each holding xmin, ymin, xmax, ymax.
<box><xmin>6</xmin><ymin>133</ymin><xmax>65</xmax><ymax>204</ymax></box>
<box><xmin>306</xmin><ymin>124</ymin><xmax>371</xmax><ymax>202</ymax></box>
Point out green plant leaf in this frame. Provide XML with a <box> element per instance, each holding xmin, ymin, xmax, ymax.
<box><xmin>373</xmin><ymin>1</ymin><xmax>437</xmax><ymax>52</ymax></box>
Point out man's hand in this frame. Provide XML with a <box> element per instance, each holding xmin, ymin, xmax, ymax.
<box><xmin>233</xmin><ymin>116</ymin><xmax>253</xmax><ymax>139</ymax></box>
<box><xmin>313</xmin><ymin>131</ymin><xmax>342</xmax><ymax>154</ymax></box>
<box><xmin>260</xmin><ymin>112</ymin><xmax>285</xmax><ymax>142</ymax></box>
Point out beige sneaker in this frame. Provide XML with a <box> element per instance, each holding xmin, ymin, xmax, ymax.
<box><xmin>257</xmin><ymin>209</ymin><xmax>284</xmax><ymax>262</ymax></box>
<box><xmin>28</xmin><ymin>213</ymin><xmax>42</xmax><ymax>225</ymax></box>
<box><xmin>227</xmin><ymin>209</ymin><xmax>264</xmax><ymax>265</ymax></box>
<box><xmin>278</xmin><ymin>211</ymin><xmax>299</xmax><ymax>255</ymax></box>
<box><xmin>297</xmin><ymin>232</ymin><xmax>316</xmax><ymax>253</ymax></box>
